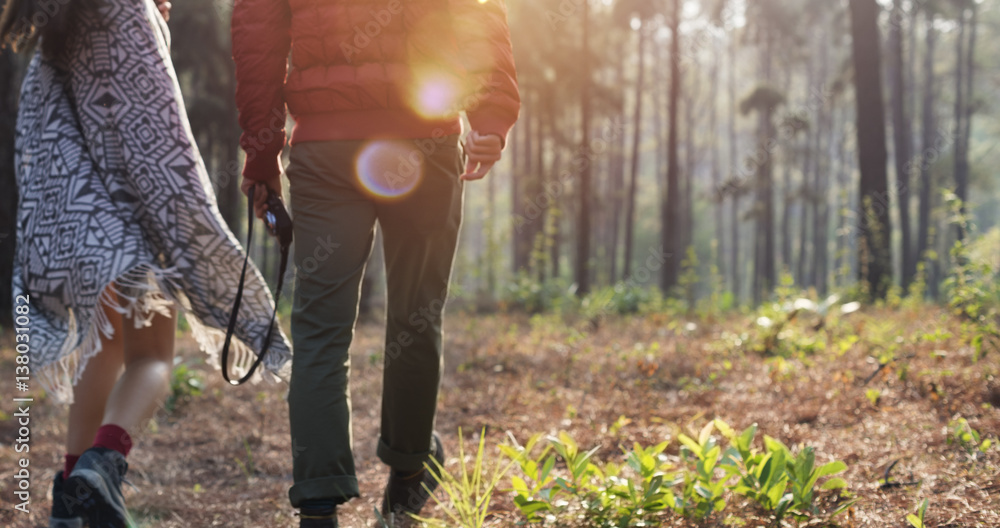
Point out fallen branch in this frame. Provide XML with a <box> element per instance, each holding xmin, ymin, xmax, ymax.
<box><xmin>879</xmin><ymin>459</ymin><xmax>922</xmax><ymax>489</ymax></box>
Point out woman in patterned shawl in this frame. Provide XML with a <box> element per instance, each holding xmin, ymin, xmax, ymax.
<box><xmin>1</xmin><ymin>0</ymin><xmax>292</xmax><ymax>526</ymax></box>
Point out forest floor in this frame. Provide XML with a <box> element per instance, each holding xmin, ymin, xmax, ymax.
<box><xmin>1</xmin><ymin>304</ymin><xmax>998</xmax><ymax>528</ymax></box>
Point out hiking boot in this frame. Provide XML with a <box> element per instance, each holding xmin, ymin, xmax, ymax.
<box><xmin>49</xmin><ymin>471</ymin><xmax>83</xmax><ymax>528</ymax></box>
<box><xmin>63</xmin><ymin>447</ymin><xmax>129</xmax><ymax>528</ymax></box>
<box><xmin>380</xmin><ymin>432</ymin><xmax>445</xmax><ymax>528</ymax></box>
<box><xmin>299</xmin><ymin>506</ymin><xmax>338</xmax><ymax>527</ymax></box>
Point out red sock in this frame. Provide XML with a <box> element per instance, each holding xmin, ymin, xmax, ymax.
<box><xmin>93</xmin><ymin>424</ymin><xmax>133</xmax><ymax>457</ymax></box>
<box><xmin>64</xmin><ymin>454</ymin><xmax>80</xmax><ymax>476</ymax></box>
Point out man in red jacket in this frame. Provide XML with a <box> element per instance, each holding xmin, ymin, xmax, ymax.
<box><xmin>231</xmin><ymin>0</ymin><xmax>519</xmax><ymax>526</ymax></box>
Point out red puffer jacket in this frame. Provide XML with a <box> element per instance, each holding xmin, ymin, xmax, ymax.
<box><xmin>232</xmin><ymin>0</ymin><xmax>521</xmax><ymax>182</ymax></box>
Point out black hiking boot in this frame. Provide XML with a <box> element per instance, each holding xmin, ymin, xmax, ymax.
<box><xmin>299</xmin><ymin>506</ymin><xmax>338</xmax><ymax>527</ymax></box>
<box><xmin>380</xmin><ymin>432</ymin><xmax>445</xmax><ymax>528</ymax></box>
<box><xmin>63</xmin><ymin>447</ymin><xmax>129</xmax><ymax>528</ymax></box>
<box><xmin>49</xmin><ymin>471</ymin><xmax>84</xmax><ymax>528</ymax></box>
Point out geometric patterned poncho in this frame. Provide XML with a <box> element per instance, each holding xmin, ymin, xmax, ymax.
<box><xmin>12</xmin><ymin>0</ymin><xmax>291</xmax><ymax>402</ymax></box>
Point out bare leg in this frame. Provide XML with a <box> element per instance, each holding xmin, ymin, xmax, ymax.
<box><xmin>66</xmin><ymin>302</ymin><xmax>125</xmax><ymax>456</ymax></box>
<box><xmin>101</xmin><ymin>306</ymin><xmax>177</xmax><ymax>431</ymax></box>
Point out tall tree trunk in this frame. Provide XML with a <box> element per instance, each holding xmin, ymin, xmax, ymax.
<box><xmin>534</xmin><ymin>90</ymin><xmax>547</xmax><ymax>279</ymax></box>
<box><xmin>661</xmin><ymin>0</ymin><xmax>682</xmax><ymax>293</ymax></box>
<box><xmin>0</xmin><ymin>50</ymin><xmax>22</xmax><ymax>328</ymax></box>
<box><xmin>959</xmin><ymin>4</ymin><xmax>977</xmax><ymax>237</ymax></box>
<box><xmin>849</xmin><ymin>0</ymin><xmax>893</xmax><ymax>300</ymax></box>
<box><xmin>811</xmin><ymin>22</ymin><xmax>832</xmax><ymax>292</ymax></box>
<box><xmin>682</xmin><ymin>69</ymin><xmax>696</xmax><ymax>256</ymax></box>
<box><xmin>753</xmin><ymin>36</ymin><xmax>776</xmax><ymax>304</ymax></box>
<box><xmin>795</xmin><ymin>61</ymin><xmax>813</xmax><ymax>285</ymax></box>
<box><xmin>486</xmin><ymin>153</ymin><xmax>497</xmax><ymax>297</ymax></box>
<box><xmin>835</xmin><ymin>105</ymin><xmax>851</xmax><ymax>287</ymax></box>
<box><xmin>916</xmin><ymin>9</ymin><xmax>937</xmax><ymax>287</ymax></box>
<box><xmin>550</xmin><ymin>148</ymin><xmax>563</xmax><ymax>281</ymax></box>
<box><xmin>709</xmin><ymin>39</ymin><xmax>723</xmax><ymax>280</ymax></box>
<box><xmin>728</xmin><ymin>33</ymin><xmax>740</xmax><ymax>299</ymax></box>
<box><xmin>780</xmin><ymin>145</ymin><xmax>792</xmax><ymax>275</ymax></box>
<box><xmin>510</xmin><ymin>120</ymin><xmax>524</xmax><ymax>273</ymax></box>
<box><xmin>623</xmin><ymin>26</ymin><xmax>646</xmax><ymax>279</ymax></box>
<box><xmin>575</xmin><ymin>0</ymin><xmax>592</xmax><ymax>295</ymax></box>
<box><xmin>609</xmin><ymin>38</ymin><xmax>627</xmax><ymax>283</ymax></box>
<box><xmin>890</xmin><ymin>0</ymin><xmax>914</xmax><ymax>288</ymax></box>
<box><xmin>952</xmin><ymin>7</ymin><xmax>966</xmax><ymax>240</ymax></box>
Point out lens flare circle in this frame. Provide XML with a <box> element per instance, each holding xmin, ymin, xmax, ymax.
<box><xmin>355</xmin><ymin>140</ymin><xmax>424</xmax><ymax>199</ymax></box>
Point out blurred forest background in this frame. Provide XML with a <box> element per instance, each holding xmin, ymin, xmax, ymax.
<box><xmin>1</xmin><ymin>0</ymin><xmax>998</xmax><ymax>321</ymax></box>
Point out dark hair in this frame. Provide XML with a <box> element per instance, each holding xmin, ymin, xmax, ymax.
<box><xmin>0</xmin><ymin>0</ymin><xmax>101</xmax><ymax>56</ymax></box>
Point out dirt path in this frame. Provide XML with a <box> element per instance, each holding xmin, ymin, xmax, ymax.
<box><xmin>1</xmin><ymin>306</ymin><xmax>997</xmax><ymax>527</ymax></box>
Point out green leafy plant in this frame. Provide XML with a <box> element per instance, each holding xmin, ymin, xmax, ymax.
<box><xmin>415</xmin><ymin>429</ymin><xmax>513</xmax><ymax>528</ymax></box>
<box><xmin>585</xmin><ymin>441</ymin><xmax>675</xmax><ymax>527</ymax></box>
<box><xmin>505</xmin><ymin>421</ymin><xmax>853</xmax><ymax>527</ymax></box>
<box><xmin>948</xmin><ymin>417</ymin><xmax>992</xmax><ymax>459</ymax></box>
<box><xmin>502</xmin><ymin>274</ymin><xmax>576</xmax><ymax>314</ymax></box>
<box><xmin>906</xmin><ymin>498</ymin><xmax>929</xmax><ymax>528</ymax></box>
<box><xmin>716</xmin><ymin>422</ymin><xmax>791</xmax><ymax>519</ymax></box>
<box><xmin>715</xmin><ymin>420</ymin><xmax>852</xmax><ymax>523</ymax></box>
<box><xmin>234</xmin><ymin>437</ymin><xmax>256</xmax><ymax>478</ymax></box>
<box><xmin>501</xmin><ymin>433</ymin><xmax>562</xmax><ymax>523</ymax></box>
<box><xmin>865</xmin><ymin>388</ymin><xmax>882</xmax><ymax>407</ymax></box>
<box><xmin>504</xmin><ymin>432</ymin><xmax>677</xmax><ymax>526</ymax></box>
<box><xmin>782</xmin><ymin>443</ymin><xmax>850</xmax><ymax>520</ymax></box>
<box><xmin>941</xmin><ymin>198</ymin><xmax>1000</xmax><ymax>362</ymax></box>
<box><xmin>166</xmin><ymin>357</ymin><xmax>204</xmax><ymax>412</ymax></box>
<box><xmin>670</xmin><ymin>422</ymin><xmax>728</xmax><ymax>519</ymax></box>
<box><xmin>581</xmin><ymin>284</ymin><xmax>662</xmax><ymax>318</ymax></box>
<box><xmin>748</xmin><ymin>294</ymin><xmax>858</xmax><ymax>358</ymax></box>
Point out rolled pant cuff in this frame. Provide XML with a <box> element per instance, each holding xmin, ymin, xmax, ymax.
<box><xmin>289</xmin><ymin>476</ymin><xmax>360</xmax><ymax>508</ymax></box>
<box><xmin>377</xmin><ymin>437</ymin><xmax>435</xmax><ymax>472</ymax></box>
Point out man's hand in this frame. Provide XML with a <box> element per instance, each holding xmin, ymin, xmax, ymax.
<box><xmin>241</xmin><ymin>177</ymin><xmax>283</xmax><ymax>221</ymax></box>
<box><xmin>155</xmin><ymin>0</ymin><xmax>171</xmax><ymax>21</ymax></box>
<box><xmin>461</xmin><ymin>131</ymin><xmax>503</xmax><ymax>181</ymax></box>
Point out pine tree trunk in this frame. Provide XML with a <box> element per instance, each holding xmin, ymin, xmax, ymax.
<box><xmin>952</xmin><ymin>8</ymin><xmax>966</xmax><ymax>240</ymax></box>
<box><xmin>682</xmin><ymin>71</ymin><xmax>696</xmax><ymax>256</ymax></box>
<box><xmin>890</xmin><ymin>0</ymin><xmax>914</xmax><ymax>287</ymax></box>
<box><xmin>916</xmin><ymin>10</ymin><xmax>936</xmax><ymax>271</ymax></box>
<box><xmin>811</xmin><ymin>22</ymin><xmax>831</xmax><ymax>292</ymax></box>
<box><xmin>795</xmin><ymin>62</ymin><xmax>813</xmax><ymax>284</ymax></box>
<box><xmin>550</xmin><ymin>147</ymin><xmax>563</xmax><ymax>281</ymax></box>
<box><xmin>709</xmin><ymin>41</ymin><xmax>723</xmax><ymax>280</ymax></box>
<box><xmin>609</xmin><ymin>38</ymin><xmax>627</xmax><ymax>283</ymax></box>
<box><xmin>486</xmin><ymin>155</ymin><xmax>497</xmax><ymax>297</ymax></box>
<box><xmin>623</xmin><ymin>26</ymin><xmax>645</xmax><ymax>280</ymax></box>
<box><xmin>728</xmin><ymin>34</ymin><xmax>740</xmax><ymax>299</ymax></box>
<box><xmin>575</xmin><ymin>0</ymin><xmax>592</xmax><ymax>295</ymax></box>
<box><xmin>661</xmin><ymin>0</ymin><xmax>682</xmax><ymax>293</ymax></box>
<box><xmin>753</xmin><ymin>40</ymin><xmax>776</xmax><ymax>304</ymax></box>
<box><xmin>534</xmin><ymin>91</ymin><xmax>547</xmax><ymax>280</ymax></box>
<box><xmin>510</xmin><ymin>119</ymin><xmax>524</xmax><ymax>273</ymax></box>
<box><xmin>959</xmin><ymin>4</ymin><xmax>977</xmax><ymax>238</ymax></box>
<box><xmin>849</xmin><ymin>0</ymin><xmax>893</xmax><ymax>300</ymax></box>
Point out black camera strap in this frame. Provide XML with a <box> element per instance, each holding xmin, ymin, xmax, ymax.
<box><xmin>220</xmin><ymin>185</ymin><xmax>291</xmax><ymax>385</ymax></box>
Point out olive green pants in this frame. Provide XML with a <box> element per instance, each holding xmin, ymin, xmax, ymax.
<box><xmin>285</xmin><ymin>135</ymin><xmax>464</xmax><ymax>507</ymax></box>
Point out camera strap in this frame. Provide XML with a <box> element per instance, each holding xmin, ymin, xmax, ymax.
<box><xmin>220</xmin><ymin>185</ymin><xmax>291</xmax><ymax>385</ymax></box>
